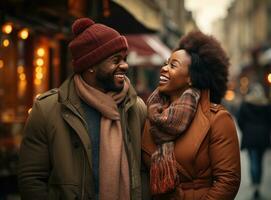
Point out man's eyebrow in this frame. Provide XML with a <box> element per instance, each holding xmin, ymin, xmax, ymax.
<box><xmin>110</xmin><ymin>54</ymin><xmax>121</xmax><ymax>59</ymax></box>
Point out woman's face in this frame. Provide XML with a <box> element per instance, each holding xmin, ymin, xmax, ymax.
<box><xmin>158</xmin><ymin>49</ymin><xmax>191</xmax><ymax>96</ymax></box>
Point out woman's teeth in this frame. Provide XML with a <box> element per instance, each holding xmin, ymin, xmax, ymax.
<box><xmin>160</xmin><ymin>76</ymin><xmax>169</xmax><ymax>82</ymax></box>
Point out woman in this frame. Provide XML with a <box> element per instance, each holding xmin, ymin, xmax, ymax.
<box><xmin>237</xmin><ymin>83</ymin><xmax>271</xmax><ymax>199</ymax></box>
<box><xmin>142</xmin><ymin>31</ymin><xmax>241</xmax><ymax>200</ymax></box>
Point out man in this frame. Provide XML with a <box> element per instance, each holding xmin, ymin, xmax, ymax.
<box><xmin>18</xmin><ymin>18</ymin><xmax>147</xmax><ymax>200</ymax></box>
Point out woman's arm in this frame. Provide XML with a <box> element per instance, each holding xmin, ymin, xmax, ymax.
<box><xmin>203</xmin><ymin>111</ymin><xmax>241</xmax><ymax>200</ymax></box>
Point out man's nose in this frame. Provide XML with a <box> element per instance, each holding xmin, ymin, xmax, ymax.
<box><xmin>119</xmin><ymin>60</ymin><xmax>128</xmax><ymax>70</ymax></box>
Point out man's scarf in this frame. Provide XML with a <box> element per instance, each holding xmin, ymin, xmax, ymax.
<box><xmin>147</xmin><ymin>87</ymin><xmax>200</xmax><ymax>194</ymax></box>
<box><xmin>74</xmin><ymin>74</ymin><xmax>130</xmax><ymax>200</ymax></box>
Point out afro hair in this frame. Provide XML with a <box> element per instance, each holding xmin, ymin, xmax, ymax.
<box><xmin>176</xmin><ymin>31</ymin><xmax>229</xmax><ymax>103</ymax></box>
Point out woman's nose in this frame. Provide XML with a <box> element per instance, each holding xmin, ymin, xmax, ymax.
<box><xmin>161</xmin><ymin>64</ymin><xmax>169</xmax><ymax>72</ymax></box>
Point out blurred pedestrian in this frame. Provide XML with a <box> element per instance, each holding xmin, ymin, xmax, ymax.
<box><xmin>18</xmin><ymin>18</ymin><xmax>147</xmax><ymax>200</ymax></box>
<box><xmin>237</xmin><ymin>83</ymin><xmax>271</xmax><ymax>199</ymax></box>
<box><xmin>142</xmin><ymin>31</ymin><xmax>241</xmax><ymax>199</ymax></box>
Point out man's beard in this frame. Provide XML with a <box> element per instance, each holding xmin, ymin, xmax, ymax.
<box><xmin>96</xmin><ymin>72</ymin><xmax>123</xmax><ymax>92</ymax></box>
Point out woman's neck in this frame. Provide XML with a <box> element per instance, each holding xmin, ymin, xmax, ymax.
<box><xmin>169</xmin><ymin>87</ymin><xmax>189</xmax><ymax>103</ymax></box>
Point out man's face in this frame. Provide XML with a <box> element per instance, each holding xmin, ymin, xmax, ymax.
<box><xmin>93</xmin><ymin>50</ymin><xmax>128</xmax><ymax>92</ymax></box>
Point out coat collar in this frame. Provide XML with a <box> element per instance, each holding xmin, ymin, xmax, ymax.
<box><xmin>58</xmin><ymin>74</ymin><xmax>138</xmax><ymax>112</ymax></box>
<box><xmin>58</xmin><ymin>74</ymin><xmax>139</xmax><ymax>174</ymax></box>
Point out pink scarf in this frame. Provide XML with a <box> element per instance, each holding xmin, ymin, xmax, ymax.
<box><xmin>74</xmin><ymin>74</ymin><xmax>130</xmax><ymax>200</ymax></box>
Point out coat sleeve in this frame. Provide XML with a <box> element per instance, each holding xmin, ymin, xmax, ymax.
<box><xmin>18</xmin><ymin>100</ymin><xmax>50</xmax><ymax>200</ymax></box>
<box><xmin>203</xmin><ymin>111</ymin><xmax>241</xmax><ymax>200</ymax></box>
<box><xmin>136</xmin><ymin>97</ymin><xmax>147</xmax><ymax>131</ymax></box>
<box><xmin>133</xmin><ymin>97</ymin><xmax>152</xmax><ymax>200</ymax></box>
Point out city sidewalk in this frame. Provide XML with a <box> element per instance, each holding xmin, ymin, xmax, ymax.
<box><xmin>235</xmin><ymin>137</ymin><xmax>271</xmax><ymax>200</ymax></box>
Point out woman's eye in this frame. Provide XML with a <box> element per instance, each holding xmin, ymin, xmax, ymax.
<box><xmin>170</xmin><ymin>63</ymin><xmax>177</xmax><ymax>68</ymax></box>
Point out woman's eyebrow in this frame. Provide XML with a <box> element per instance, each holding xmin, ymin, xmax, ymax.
<box><xmin>171</xmin><ymin>58</ymin><xmax>182</xmax><ymax>65</ymax></box>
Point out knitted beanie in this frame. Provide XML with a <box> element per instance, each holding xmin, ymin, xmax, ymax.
<box><xmin>69</xmin><ymin>18</ymin><xmax>128</xmax><ymax>73</ymax></box>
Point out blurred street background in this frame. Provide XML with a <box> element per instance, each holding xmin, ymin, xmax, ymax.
<box><xmin>0</xmin><ymin>0</ymin><xmax>271</xmax><ymax>199</ymax></box>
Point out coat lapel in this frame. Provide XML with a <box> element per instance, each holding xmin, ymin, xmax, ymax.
<box><xmin>174</xmin><ymin>90</ymin><xmax>211</xmax><ymax>179</ymax></box>
<box><xmin>59</xmin><ymin>76</ymin><xmax>93</xmax><ymax>170</ymax></box>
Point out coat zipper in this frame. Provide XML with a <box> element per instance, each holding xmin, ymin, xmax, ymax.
<box><xmin>81</xmin><ymin>148</ymin><xmax>86</xmax><ymax>200</ymax></box>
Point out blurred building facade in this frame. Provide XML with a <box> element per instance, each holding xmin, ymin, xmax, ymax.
<box><xmin>212</xmin><ymin>0</ymin><xmax>271</xmax><ymax>110</ymax></box>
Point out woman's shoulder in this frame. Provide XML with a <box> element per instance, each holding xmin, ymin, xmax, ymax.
<box><xmin>209</xmin><ymin>103</ymin><xmax>237</xmax><ymax>138</ymax></box>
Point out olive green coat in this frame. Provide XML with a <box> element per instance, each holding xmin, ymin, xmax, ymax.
<box><xmin>18</xmin><ymin>76</ymin><xmax>147</xmax><ymax>200</ymax></box>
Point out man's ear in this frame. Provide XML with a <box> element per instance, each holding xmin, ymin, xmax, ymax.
<box><xmin>187</xmin><ymin>77</ymin><xmax>192</xmax><ymax>86</ymax></box>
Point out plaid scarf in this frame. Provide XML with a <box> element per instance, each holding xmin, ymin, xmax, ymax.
<box><xmin>147</xmin><ymin>87</ymin><xmax>200</xmax><ymax>194</ymax></box>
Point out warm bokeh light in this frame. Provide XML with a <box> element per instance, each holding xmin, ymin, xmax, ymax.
<box><xmin>2</xmin><ymin>23</ymin><xmax>13</xmax><ymax>34</ymax></box>
<box><xmin>36</xmin><ymin>72</ymin><xmax>43</xmax><ymax>80</ymax></box>
<box><xmin>17</xmin><ymin>65</ymin><xmax>24</xmax><ymax>74</ymax></box>
<box><xmin>35</xmin><ymin>66</ymin><xmax>43</xmax><ymax>73</ymax></box>
<box><xmin>0</xmin><ymin>60</ymin><xmax>4</xmax><ymax>69</ymax></box>
<box><xmin>37</xmin><ymin>48</ymin><xmax>45</xmax><ymax>57</ymax></box>
<box><xmin>19</xmin><ymin>73</ymin><xmax>26</xmax><ymax>81</ymax></box>
<box><xmin>34</xmin><ymin>79</ymin><xmax>42</xmax><ymax>85</ymax></box>
<box><xmin>225</xmin><ymin>90</ymin><xmax>235</xmax><ymax>101</ymax></box>
<box><xmin>36</xmin><ymin>58</ymin><xmax>44</xmax><ymax>66</ymax></box>
<box><xmin>240</xmin><ymin>76</ymin><xmax>249</xmax><ymax>86</ymax></box>
<box><xmin>267</xmin><ymin>73</ymin><xmax>271</xmax><ymax>84</ymax></box>
<box><xmin>18</xmin><ymin>28</ymin><xmax>29</xmax><ymax>40</ymax></box>
<box><xmin>3</xmin><ymin>39</ymin><xmax>10</xmax><ymax>47</ymax></box>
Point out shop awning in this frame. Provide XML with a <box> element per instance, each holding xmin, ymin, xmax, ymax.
<box><xmin>98</xmin><ymin>1</ymin><xmax>157</xmax><ymax>34</ymax></box>
<box><xmin>125</xmin><ymin>34</ymin><xmax>171</xmax><ymax>66</ymax></box>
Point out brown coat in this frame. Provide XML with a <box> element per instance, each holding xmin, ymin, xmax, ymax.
<box><xmin>142</xmin><ymin>91</ymin><xmax>241</xmax><ymax>200</ymax></box>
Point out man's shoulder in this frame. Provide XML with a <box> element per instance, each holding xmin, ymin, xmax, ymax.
<box><xmin>131</xmin><ymin>96</ymin><xmax>147</xmax><ymax>123</ymax></box>
<box><xmin>133</xmin><ymin>96</ymin><xmax>146</xmax><ymax>111</ymax></box>
<box><xmin>33</xmin><ymin>88</ymin><xmax>59</xmax><ymax>112</ymax></box>
<box><xmin>36</xmin><ymin>88</ymin><xmax>59</xmax><ymax>101</ymax></box>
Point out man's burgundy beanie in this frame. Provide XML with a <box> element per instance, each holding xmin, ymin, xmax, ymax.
<box><xmin>69</xmin><ymin>18</ymin><xmax>128</xmax><ymax>73</ymax></box>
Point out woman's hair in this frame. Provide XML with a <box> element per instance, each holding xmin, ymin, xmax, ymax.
<box><xmin>176</xmin><ymin>31</ymin><xmax>229</xmax><ymax>103</ymax></box>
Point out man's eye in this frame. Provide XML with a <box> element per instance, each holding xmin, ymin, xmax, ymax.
<box><xmin>113</xmin><ymin>58</ymin><xmax>119</xmax><ymax>64</ymax></box>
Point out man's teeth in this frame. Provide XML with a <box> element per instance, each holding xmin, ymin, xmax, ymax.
<box><xmin>115</xmin><ymin>74</ymin><xmax>124</xmax><ymax>78</ymax></box>
<box><xmin>160</xmin><ymin>76</ymin><xmax>169</xmax><ymax>81</ymax></box>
